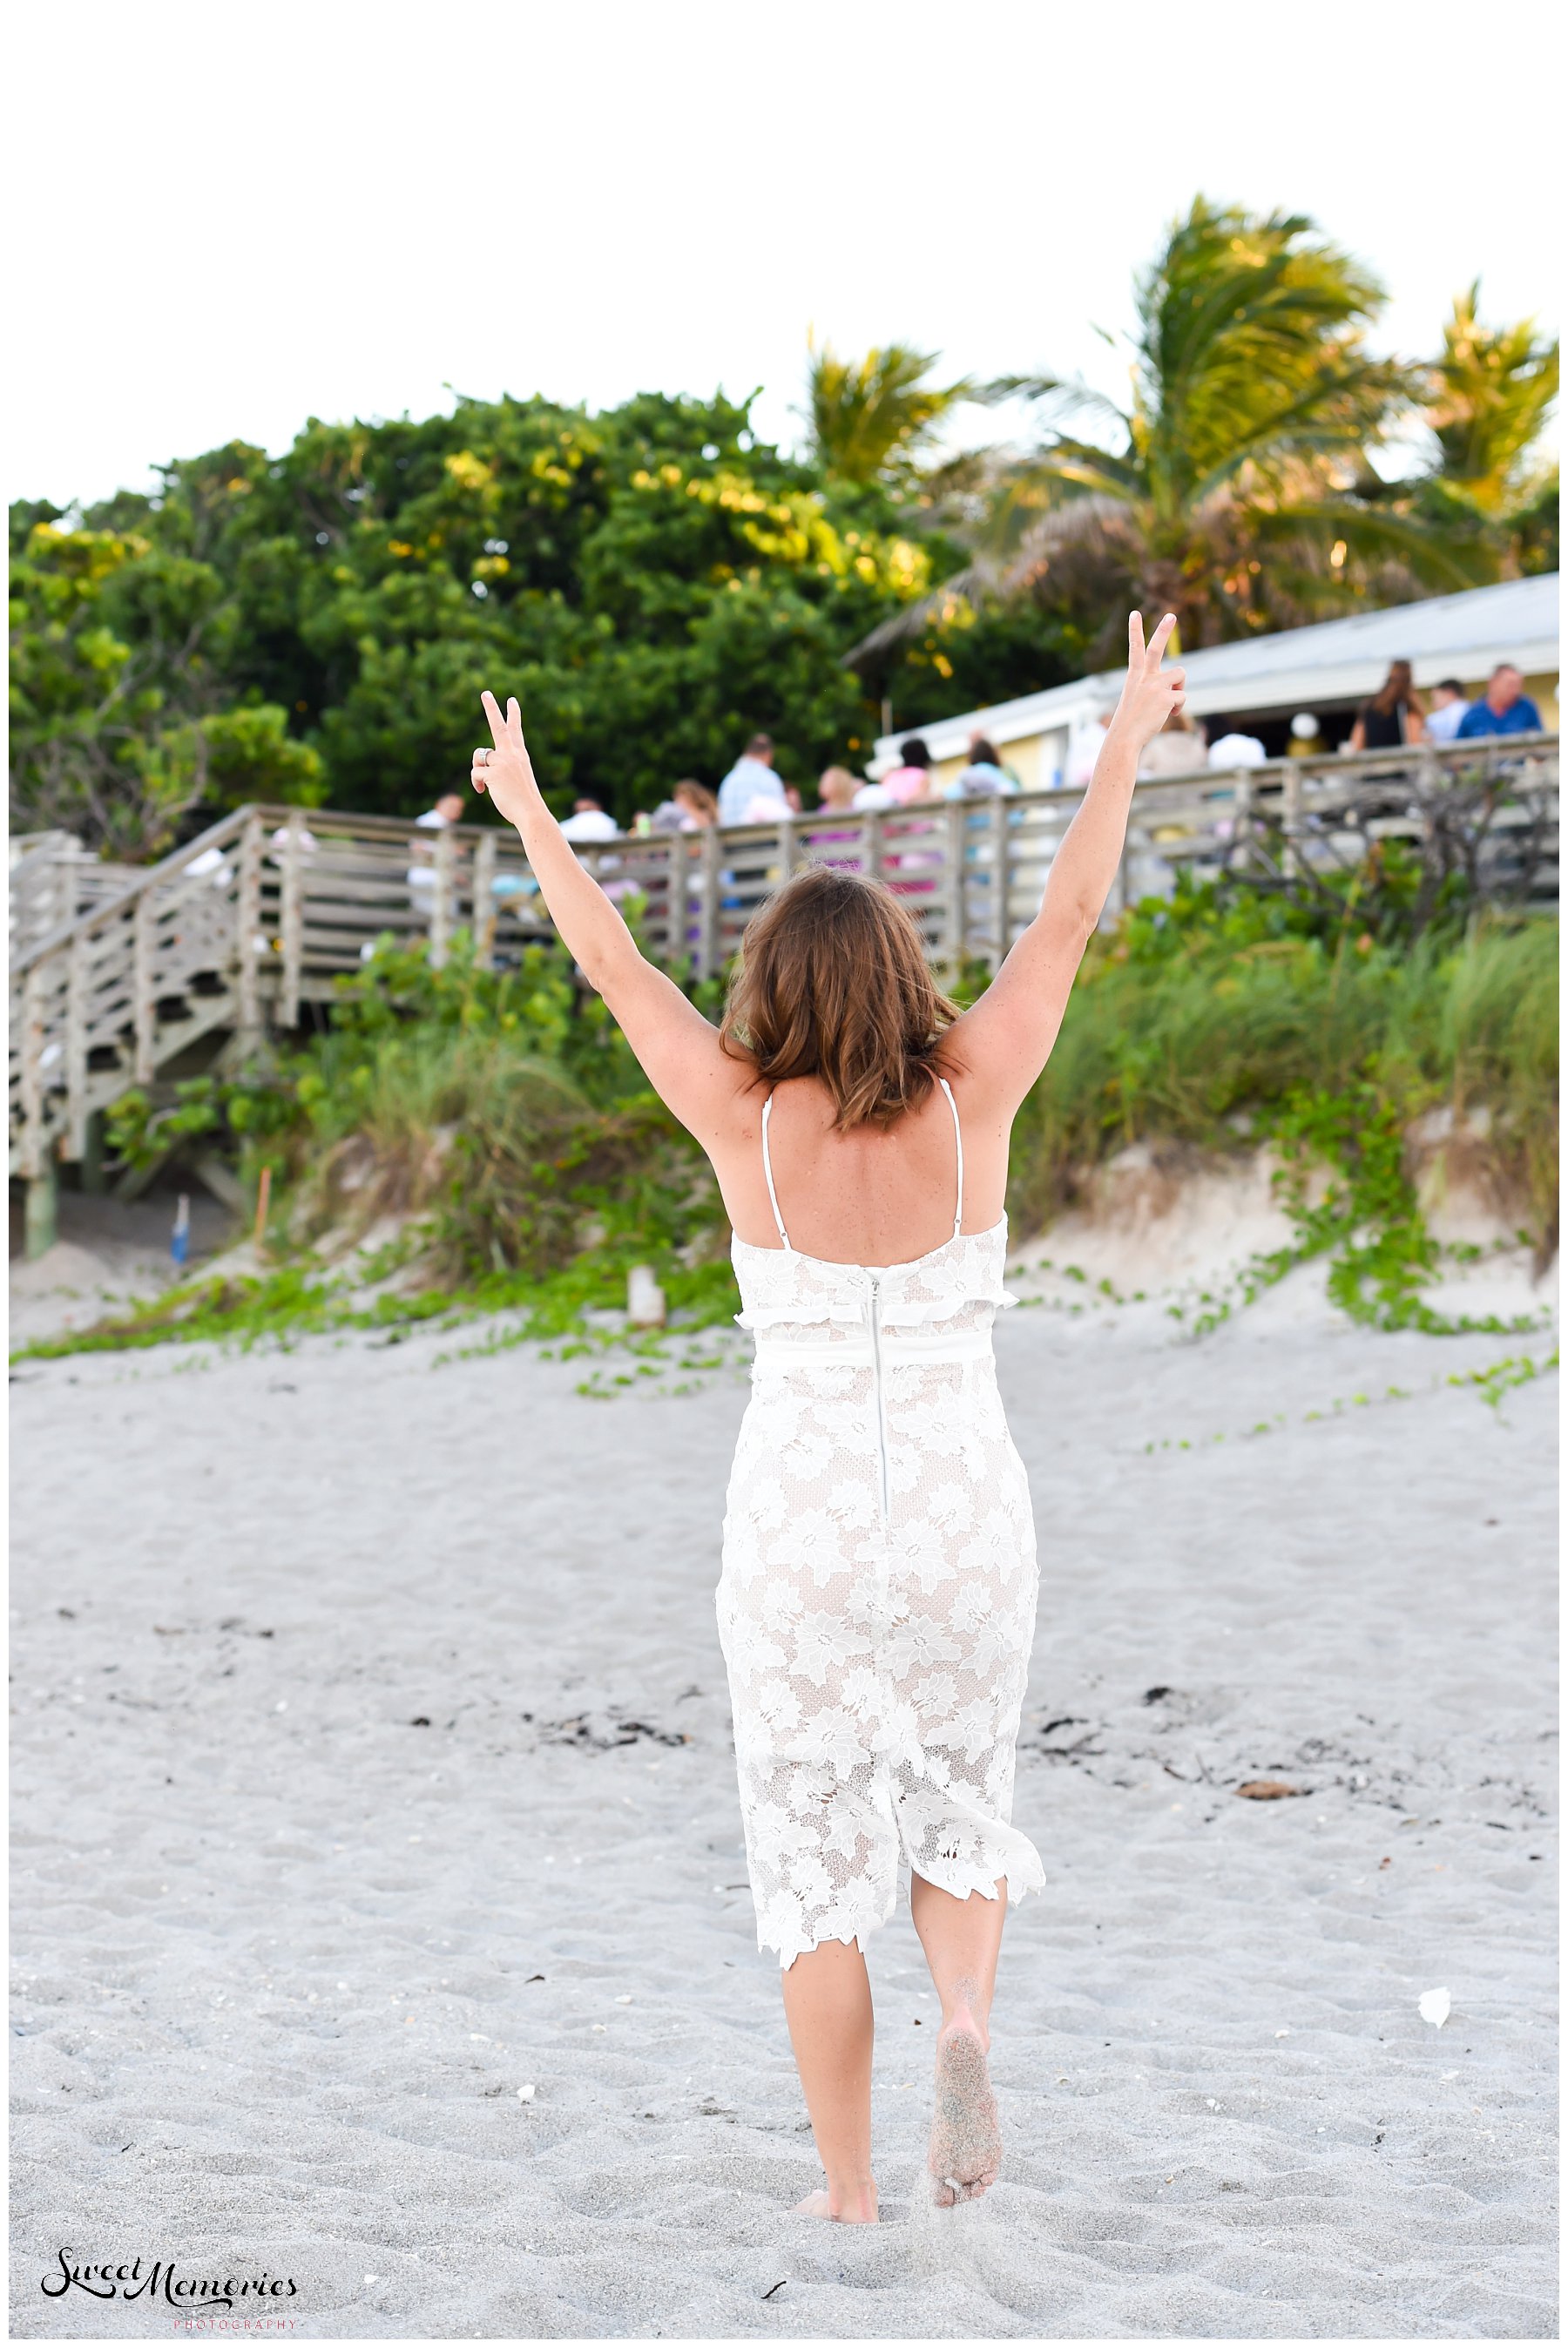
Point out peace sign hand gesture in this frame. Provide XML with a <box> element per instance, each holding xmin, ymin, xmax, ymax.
<box><xmin>470</xmin><ymin>692</ymin><xmax>540</xmax><ymax>827</ymax></box>
<box><xmin>1111</xmin><ymin>612</ymin><xmax>1186</xmax><ymax>754</ymax></box>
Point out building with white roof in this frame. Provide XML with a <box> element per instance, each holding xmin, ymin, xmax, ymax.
<box><xmin>869</xmin><ymin>572</ymin><xmax>1559</xmax><ymax>791</ymax></box>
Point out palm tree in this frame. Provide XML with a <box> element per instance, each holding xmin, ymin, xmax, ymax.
<box><xmin>801</xmin><ymin>335</ymin><xmax>973</xmax><ymax>488</ymax></box>
<box><xmin>851</xmin><ymin>198</ymin><xmax>1482</xmax><ymax>671</ymax></box>
<box><xmin>1411</xmin><ymin>284</ymin><xmax>1558</xmax><ymax>573</ymax></box>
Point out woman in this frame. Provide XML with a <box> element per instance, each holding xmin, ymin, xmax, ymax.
<box><xmin>672</xmin><ymin>780</ymin><xmax>720</xmax><ymax>830</ymax></box>
<box><xmin>1348</xmin><ymin>660</ymin><xmax>1425</xmax><ymax>752</ymax></box>
<box><xmin>1136</xmin><ymin>707</ymin><xmax>1206</xmax><ymax>779</ymax></box>
<box><xmin>951</xmin><ymin>736</ymin><xmax>1019</xmax><ymax>797</ymax></box>
<box><xmin>879</xmin><ymin>736</ymin><xmax>939</xmax><ymax>806</ymax></box>
<box><xmin>469</xmin><ymin>612</ymin><xmax>1185</xmax><ymax>2222</ymax></box>
<box><xmin>811</xmin><ymin>768</ymin><xmax>865</xmax><ymax>872</ymax></box>
<box><xmin>865</xmin><ymin>739</ymin><xmax>943</xmax><ymax>899</ymax></box>
<box><xmin>816</xmin><ymin>766</ymin><xmax>861</xmax><ymax>814</ymax></box>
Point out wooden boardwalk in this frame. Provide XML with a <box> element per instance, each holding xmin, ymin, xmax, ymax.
<box><xmin>10</xmin><ymin>735</ymin><xmax>1558</xmax><ymax>1246</ymax></box>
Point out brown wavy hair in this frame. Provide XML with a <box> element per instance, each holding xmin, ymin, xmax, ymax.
<box><xmin>1370</xmin><ymin>659</ymin><xmax>1423</xmax><ymax>716</ymax></box>
<box><xmin>720</xmin><ymin>865</ymin><xmax>961</xmax><ymax>1129</ymax></box>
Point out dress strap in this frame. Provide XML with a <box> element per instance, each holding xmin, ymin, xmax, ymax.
<box><xmin>760</xmin><ymin>1093</ymin><xmax>792</xmax><ymax>1251</ymax></box>
<box><xmin>938</xmin><ymin>1075</ymin><xmax>963</xmax><ymax>1238</ymax></box>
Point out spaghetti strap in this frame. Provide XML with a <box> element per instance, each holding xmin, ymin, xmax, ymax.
<box><xmin>760</xmin><ymin>1093</ymin><xmax>792</xmax><ymax>1251</ymax></box>
<box><xmin>762</xmin><ymin>1081</ymin><xmax>959</xmax><ymax>1254</ymax></box>
<box><xmin>938</xmin><ymin>1076</ymin><xmax>963</xmax><ymax>1238</ymax></box>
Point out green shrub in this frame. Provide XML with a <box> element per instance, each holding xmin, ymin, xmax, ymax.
<box><xmin>1009</xmin><ymin>897</ymin><xmax>1557</xmax><ymax>1262</ymax></box>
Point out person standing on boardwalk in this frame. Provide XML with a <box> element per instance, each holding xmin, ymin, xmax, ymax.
<box><xmin>1348</xmin><ymin>660</ymin><xmax>1426</xmax><ymax>751</ymax></box>
<box><xmin>468</xmin><ymin>613</ymin><xmax>1186</xmax><ymax>2221</ymax></box>
<box><xmin>879</xmin><ymin>736</ymin><xmax>939</xmax><ymax>805</ymax></box>
<box><xmin>1455</xmin><ymin>662</ymin><xmax>1544</xmax><ymax>740</ymax></box>
<box><xmin>405</xmin><ymin>787</ymin><xmax>466</xmax><ymax>907</ymax></box>
<box><xmin>719</xmin><ymin>733</ymin><xmax>790</xmax><ymax>824</ymax></box>
<box><xmin>1423</xmin><ymin>679</ymin><xmax>1471</xmax><ymax>743</ymax></box>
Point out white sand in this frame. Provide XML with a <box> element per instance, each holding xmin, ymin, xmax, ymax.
<box><xmin>10</xmin><ymin>1232</ymin><xmax>1558</xmax><ymax>2338</ymax></box>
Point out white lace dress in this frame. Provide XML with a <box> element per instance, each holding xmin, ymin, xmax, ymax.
<box><xmin>717</xmin><ymin>1079</ymin><xmax>1046</xmax><ymax>1968</ymax></box>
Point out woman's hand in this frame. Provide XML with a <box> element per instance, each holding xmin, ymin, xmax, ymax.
<box><xmin>1107</xmin><ymin>612</ymin><xmax>1186</xmax><ymax>754</ymax></box>
<box><xmin>463</xmin><ymin>700</ymin><xmax>744</xmax><ymax>1152</ymax></box>
<box><xmin>470</xmin><ymin>692</ymin><xmax>541</xmax><ymax>829</ymax></box>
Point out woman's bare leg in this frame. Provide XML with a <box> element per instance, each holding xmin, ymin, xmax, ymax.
<box><xmin>780</xmin><ymin>1938</ymin><xmax>878</xmax><ymax>2222</ymax></box>
<box><xmin>910</xmin><ymin>1876</ymin><xmax>1008</xmax><ymax>2204</ymax></box>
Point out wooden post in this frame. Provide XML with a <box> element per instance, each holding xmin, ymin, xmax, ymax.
<box><xmin>990</xmin><ymin>795</ymin><xmax>1011</xmax><ymax>967</ymax></box>
<box><xmin>864</xmin><ymin>809</ymin><xmax>884</xmax><ymax>883</ymax></box>
<box><xmin>18</xmin><ymin>959</ymin><xmax>45</xmax><ymax>1181</ymax></box>
<box><xmin>430</xmin><ymin>822</ymin><xmax>455</xmax><ymax>967</ymax></box>
<box><xmin>236</xmin><ymin>811</ymin><xmax>263</xmax><ymax>1051</ymax></box>
<box><xmin>66</xmin><ymin>928</ymin><xmax>89</xmax><ymax>1159</ymax></box>
<box><xmin>1229</xmin><ymin>774</ymin><xmax>1254</xmax><ymax>876</ymax></box>
<box><xmin>280</xmin><ymin>810</ymin><xmax>304</xmax><ymax>1026</ymax></box>
<box><xmin>666</xmin><ymin>830</ymin><xmax>686</xmax><ymax>964</ymax></box>
<box><xmin>944</xmin><ymin>798</ymin><xmax>968</xmax><ymax>975</ymax></box>
<box><xmin>132</xmin><ymin>888</ymin><xmax>156</xmax><ymax>1082</ymax></box>
<box><xmin>82</xmin><ymin>1109</ymin><xmax>106</xmax><ymax>1195</ymax></box>
<box><xmin>18</xmin><ymin>949</ymin><xmax>60</xmax><ymax>1255</ymax></box>
<box><xmin>473</xmin><ymin>829</ymin><xmax>497</xmax><ymax>970</ymax></box>
<box><xmin>55</xmin><ymin>839</ymin><xmax>82</xmax><ymax>936</ymax></box>
<box><xmin>1281</xmin><ymin>766</ymin><xmax>1303</xmax><ymax>881</ymax></box>
<box><xmin>25</xmin><ymin>1158</ymin><xmax>58</xmax><ymax>1261</ymax></box>
<box><xmin>778</xmin><ymin>811</ymin><xmax>800</xmax><ymax>881</ymax></box>
<box><xmin>697</xmin><ymin>825</ymin><xmax>721</xmax><ymax>981</ymax></box>
<box><xmin>1414</xmin><ymin>742</ymin><xmax>1443</xmax><ymax>886</ymax></box>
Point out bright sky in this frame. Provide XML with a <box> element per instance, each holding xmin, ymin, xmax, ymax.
<box><xmin>10</xmin><ymin>0</ymin><xmax>1559</xmax><ymax>508</ymax></box>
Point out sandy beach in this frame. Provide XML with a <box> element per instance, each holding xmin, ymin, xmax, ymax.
<box><xmin>10</xmin><ymin>1230</ymin><xmax>1558</xmax><ymax>2338</ymax></box>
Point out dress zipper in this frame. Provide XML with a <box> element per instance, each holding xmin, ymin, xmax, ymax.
<box><xmin>867</xmin><ymin>1274</ymin><xmax>889</xmax><ymax>1524</ymax></box>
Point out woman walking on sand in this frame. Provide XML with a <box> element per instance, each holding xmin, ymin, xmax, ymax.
<box><xmin>470</xmin><ymin>613</ymin><xmax>1185</xmax><ymax>2221</ymax></box>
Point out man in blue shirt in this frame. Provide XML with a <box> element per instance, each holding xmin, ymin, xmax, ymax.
<box><xmin>717</xmin><ymin>732</ymin><xmax>790</xmax><ymax>825</ymax></box>
<box><xmin>1456</xmin><ymin>664</ymin><xmax>1544</xmax><ymax>739</ymax></box>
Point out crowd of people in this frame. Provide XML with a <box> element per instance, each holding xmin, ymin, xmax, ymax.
<box><xmin>502</xmin><ymin>727</ymin><xmax>1030</xmax><ymax>848</ymax></box>
<box><xmin>410</xmin><ymin>660</ymin><xmax>1544</xmax><ymax>847</ymax></box>
<box><xmin>1346</xmin><ymin>660</ymin><xmax>1544</xmax><ymax>748</ymax></box>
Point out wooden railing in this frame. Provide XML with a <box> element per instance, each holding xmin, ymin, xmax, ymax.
<box><xmin>9</xmin><ymin>735</ymin><xmax>1558</xmax><ymax>1193</ymax></box>
<box><xmin>10</xmin><ymin>832</ymin><xmax>139</xmax><ymax>959</ymax></box>
<box><xmin>573</xmin><ymin>733</ymin><xmax>1559</xmax><ymax>973</ymax></box>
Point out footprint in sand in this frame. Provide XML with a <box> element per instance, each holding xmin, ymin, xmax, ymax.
<box><xmin>929</xmin><ymin>2025</ymin><xmax>1001</xmax><ymax>2206</ymax></box>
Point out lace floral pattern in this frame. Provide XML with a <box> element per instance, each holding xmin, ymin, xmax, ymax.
<box><xmin>718</xmin><ymin>1219</ymin><xmax>1045</xmax><ymax>1968</ymax></box>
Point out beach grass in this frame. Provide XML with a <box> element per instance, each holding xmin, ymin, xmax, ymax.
<box><xmin>17</xmin><ymin>893</ymin><xmax>1557</xmax><ymax>1362</ymax></box>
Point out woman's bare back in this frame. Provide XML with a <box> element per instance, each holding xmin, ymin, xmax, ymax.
<box><xmin>713</xmin><ymin>1070</ymin><xmax>1010</xmax><ymax>1265</ymax></box>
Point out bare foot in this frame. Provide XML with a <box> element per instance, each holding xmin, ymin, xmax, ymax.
<box><xmin>795</xmin><ymin>2183</ymin><xmax>878</xmax><ymax>2223</ymax></box>
<box><xmin>929</xmin><ymin>2020</ymin><xmax>1001</xmax><ymax>2205</ymax></box>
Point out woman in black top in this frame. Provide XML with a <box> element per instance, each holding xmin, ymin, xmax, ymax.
<box><xmin>1349</xmin><ymin>660</ymin><xmax>1426</xmax><ymax>751</ymax></box>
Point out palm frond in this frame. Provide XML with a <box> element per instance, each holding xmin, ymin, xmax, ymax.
<box><xmin>1249</xmin><ymin>500</ymin><xmax>1490</xmax><ymax>593</ymax></box>
<box><xmin>983</xmin><ymin>373</ymin><xmax>1132</xmax><ymax>443</ymax></box>
<box><xmin>1420</xmin><ymin>282</ymin><xmax>1558</xmax><ymax>513</ymax></box>
<box><xmin>801</xmin><ymin>336</ymin><xmax>975</xmax><ymax>485</ymax></box>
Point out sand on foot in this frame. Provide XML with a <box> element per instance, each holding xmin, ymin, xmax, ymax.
<box><xmin>929</xmin><ymin>2022</ymin><xmax>1003</xmax><ymax>2206</ymax></box>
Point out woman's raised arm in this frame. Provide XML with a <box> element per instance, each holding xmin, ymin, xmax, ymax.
<box><xmin>470</xmin><ymin>693</ymin><xmax>745</xmax><ymax>1144</ymax></box>
<box><xmin>950</xmin><ymin>612</ymin><xmax>1186</xmax><ymax>1116</ymax></box>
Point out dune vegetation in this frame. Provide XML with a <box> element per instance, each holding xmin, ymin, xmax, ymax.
<box><xmin>20</xmin><ymin>866</ymin><xmax>1556</xmax><ymax>1366</ymax></box>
